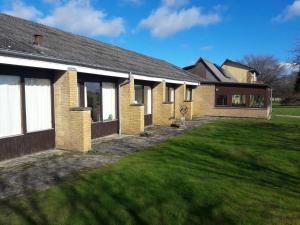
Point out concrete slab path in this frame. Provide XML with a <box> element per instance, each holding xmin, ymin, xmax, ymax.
<box><xmin>0</xmin><ymin>117</ymin><xmax>217</xmax><ymax>199</ymax></box>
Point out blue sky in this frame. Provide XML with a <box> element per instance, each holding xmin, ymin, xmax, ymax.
<box><xmin>1</xmin><ymin>0</ymin><xmax>300</xmax><ymax>67</ymax></box>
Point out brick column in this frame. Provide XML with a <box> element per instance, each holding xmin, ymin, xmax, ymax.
<box><xmin>54</xmin><ymin>69</ymin><xmax>91</xmax><ymax>152</ymax></box>
<box><xmin>120</xmin><ymin>78</ymin><xmax>144</xmax><ymax>135</ymax></box>
<box><xmin>152</xmin><ymin>81</ymin><xmax>174</xmax><ymax>126</ymax></box>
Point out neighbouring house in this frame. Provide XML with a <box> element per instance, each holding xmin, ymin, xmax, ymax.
<box><xmin>0</xmin><ymin>14</ymin><xmax>271</xmax><ymax>161</ymax></box>
<box><xmin>183</xmin><ymin>58</ymin><xmax>272</xmax><ymax>119</ymax></box>
<box><xmin>221</xmin><ymin>59</ymin><xmax>259</xmax><ymax>83</ymax></box>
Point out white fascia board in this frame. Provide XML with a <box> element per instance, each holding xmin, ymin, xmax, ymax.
<box><xmin>0</xmin><ymin>55</ymin><xmax>128</xmax><ymax>78</ymax></box>
<box><xmin>133</xmin><ymin>73</ymin><xmax>199</xmax><ymax>86</ymax></box>
<box><xmin>132</xmin><ymin>74</ymin><xmax>162</xmax><ymax>82</ymax></box>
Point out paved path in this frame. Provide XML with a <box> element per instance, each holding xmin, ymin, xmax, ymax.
<box><xmin>0</xmin><ymin>117</ymin><xmax>217</xmax><ymax>199</ymax></box>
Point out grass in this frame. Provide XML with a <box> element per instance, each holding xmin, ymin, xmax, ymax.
<box><xmin>272</xmin><ymin>102</ymin><xmax>300</xmax><ymax>116</ymax></box>
<box><xmin>0</xmin><ymin>116</ymin><xmax>300</xmax><ymax>224</ymax></box>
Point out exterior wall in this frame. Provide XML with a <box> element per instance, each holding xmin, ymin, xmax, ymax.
<box><xmin>54</xmin><ymin>69</ymin><xmax>91</xmax><ymax>152</ymax></box>
<box><xmin>174</xmin><ymin>84</ymin><xmax>194</xmax><ymax>120</ymax></box>
<box><xmin>152</xmin><ymin>81</ymin><xmax>174</xmax><ymax>126</ymax></box>
<box><xmin>185</xmin><ymin>63</ymin><xmax>219</xmax><ymax>82</ymax></box>
<box><xmin>193</xmin><ymin>84</ymin><xmax>271</xmax><ymax>119</ymax></box>
<box><xmin>222</xmin><ymin>64</ymin><xmax>250</xmax><ymax>83</ymax></box>
<box><xmin>120</xmin><ymin>79</ymin><xmax>144</xmax><ymax>134</ymax></box>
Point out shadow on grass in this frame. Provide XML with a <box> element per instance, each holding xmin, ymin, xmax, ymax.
<box><xmin>0</xmin><ymin>119</ymin><xmax>299</xmax><ymax>224</ymax></box>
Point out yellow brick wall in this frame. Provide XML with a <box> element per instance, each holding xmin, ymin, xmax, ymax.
<box><xmin>120</xmin><ymin>79</ymin><xmax>144</xmax><ymax>134</ymax></box>
<box><xmin>54</xmin><ymin>70</ymin><xmax>91</xmax><ymax>152</ymax></box>
<box><xmin>222</xmin><ymin>65</ymin><xmax>250</xmax><ymax>83</ymax></box>
<box><xmin>174</xmin><ymin>84</ymin><xmax>194</xmax><ymax>120</ymax></box>
<box><xmin>152</xmin><ymin>81</ymin><xmax>174</xmax><ymax>126</ymax></box>
<box><xmin>193</xmin><ymin>85</ymin><xmax>270</xmax><ymax>119</ymax></box>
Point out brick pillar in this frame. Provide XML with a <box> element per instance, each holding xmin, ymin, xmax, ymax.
<box><xmin>120</xmin><ymin>78</ymin><xmax>144</xmax><ymax>135</ymax></box>
<box><xmin>152</xmin><ymin>81</ymin><xmax>174</xmax><ymax>126</ymax></box>
<box><xmin>54</xmin><ymin>69</ymin><xmax>91</xmax><ymax>152</ymax></box>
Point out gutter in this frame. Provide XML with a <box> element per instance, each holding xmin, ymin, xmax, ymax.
<box><xmin>0</xmin><ymin>49</ymin><xmax>199</xmax><ymax>85</ymax></box>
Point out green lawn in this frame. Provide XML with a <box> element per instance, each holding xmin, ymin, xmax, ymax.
<box><xmin>272</xmin><ymin>103</ymin><xmax>300</xmax><ymax>116</ymax></box>
<box><xmin>0</xmin><ymin>116</ymin><xmax>300</xmax><ymax>225</ymax></box>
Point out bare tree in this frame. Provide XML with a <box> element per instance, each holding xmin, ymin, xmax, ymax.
<box><xmin>240</xmin><ymin>55</ymin><xmax>285</xmax><ymax>86</ymax></box>
<box><xmin>293</xmin><ymin>41</ymin><xmax>300</xmax><ymax>66</ymax></box>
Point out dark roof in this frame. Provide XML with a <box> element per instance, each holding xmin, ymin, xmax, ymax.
<box><xmin>183</xmin><ymin>58</ymin><xmax>237</xmax><ymax>83</ymax></box>
<box><xmin>222</xmin><ymin>59</ymin><xmax>260</xmax><ymax>74</ymax></box>
<box><xmin>0</xmin><ymin>13</ymin><xmax>199</xmax><ymax>82</ymax></box>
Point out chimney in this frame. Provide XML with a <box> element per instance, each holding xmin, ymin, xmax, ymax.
<box><xmin>33</xmin><ymin>34</ymin><xmax>43</xmax><ymax>46</ymax></box>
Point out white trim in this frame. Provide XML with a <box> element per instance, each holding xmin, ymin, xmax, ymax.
<box><xmin>0</xmin><ymin>55</ymin><xmax>128</xmax><ymax>78</ymax></box>
<box><xmin>0</xmin><ymin>55</ymin><xmax>199</xmax><ymax>85</ymax></box>
<box><xmin>132</xmin><ymin>74</ymin><xmax>162</xmax><ymax>82</ymax></box>
<box><xmin>132</xmin><ymin>74</ymin><xmax>198</xmax><ymax>86</ymax></box>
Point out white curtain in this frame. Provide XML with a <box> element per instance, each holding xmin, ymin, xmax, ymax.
<box><xmin>169</xmin><ymin>87</ymin><xmax>175</xmax><ymax>102</ymax></box>
<box><xmin>102</xmin><ymin>82</ymin><xmax>116</xmax><ymax>121</ymax></box>
<box><xmin>0</xmin><ymin>75</ymin><xmax>22</xmax><ymax>138</ymax></box>
<box><xmin>25</xmin><ymin>78</ymin><xmax>52</xmax><ymax>132</ymax></box>
<box><xmin>144</xmin><ymin>86</ymin><xmax>152</xmax><ymax>114</ymax></box>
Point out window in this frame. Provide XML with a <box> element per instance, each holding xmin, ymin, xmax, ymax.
<box><xmin>216</xmin><ymin>95</ymin><xmax>227</xmax><ymax>106</ymax></box>
<box><xmin>102</xmin><ymin>82</ymin><xmax>116</xmax><ymax>121</ymax></box>
<box><xmin>0</xmin><ymin>75</ymin><xmax>22</xmax><ymax>138</ymax></box>
<box><xmin>186</xmin><ymin>87</ymin><xmax>192</xmax><ymax>101</ymax></box>
<box><xmin>250</xmin><ymin>95</ymin><xmax>264</xmax><ymax>108</ymax></box>
<box><xmin>231</xmin><ymin>95</ymin><xmax>246</xmax><ymax>107</ymax></box>
<box><xmin>25</xmin><ymin>78</ymin><xmax>52</xmax><ymax>132</ymax></box>
<box><xmin>85</xmin><ymin>82</ymin><xmax>101</xmax><ymax>122</ymax></box>
<box><xmin>134</xmin><ymin>85</ymin><xmax>144</xmax><ymax>104</ymax></box>
<box><xmin>166</xmin><ymin>86</ymin><xmax>175</xmax><ymax>102</ymax></box>
<box><xmin>144</xmin><ymin>86</ymin><xmax>152</xmax><ymax>115</ymax></box>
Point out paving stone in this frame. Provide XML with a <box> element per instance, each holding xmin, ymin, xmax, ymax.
<box><xmin>0</xmin><ymin>117</ymin><xmax>217</xmax><ymax>199</ymax></box>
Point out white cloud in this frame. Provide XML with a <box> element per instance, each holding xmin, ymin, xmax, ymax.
<box><xmin>273</xmin><ymin>0</ymin><xmax>300</xmax><ymax>22</ymax></box>
<box><xmin>200</xmin><ymin>45</ymin><xmax>213</xmax><ymax>51</ymax></box>
<box><xmin>139</xmin><ymin>1</ymin><xmax>221</xmax><ymax>38</ymax></box>
<box><xmin>119</xmin><ymin>0</ymin><xmax>143</xmax><ymax>6</ymax></box>
<box><xmin>162</xmin><ymin>0</ymin><xmax>190</xmax><ymax>8</ymax></box>
<box><xmin>3</xmin><ymin>0</ymin><xmax>42</xmax><ymax>20</ymax></box>
<box><xmin>39</xmin><ymin>0</ymin><xmax>125</xmax><ymax>37</ymax></box>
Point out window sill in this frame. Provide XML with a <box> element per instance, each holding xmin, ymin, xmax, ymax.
<box><xmin>184</xmin><ymin>100</ymin><xmax>193</xmax><ymax>103</ymax></box>
<box><xmin>163</xmin><ymin>101</ymin><xmax>174</xmax><ymax>104</ymax></box>
<box><xmin>0</xmin><ymin>133</ymin><xmax>24</xmax><ymax>140</ymax></box>
<box><xmin>27</xmin><ymin>128</ymin><xmax>54</xmax><ymax>134</ymax></box>
<box><xmin>92</xmin><ymin>120</ymin><xmax>118</xmax><ymax>124</ymax></box>
<box><xmin>70</xmin><ymin>107</ymin><xmax>91</xmax><ymax>112</ymax></box>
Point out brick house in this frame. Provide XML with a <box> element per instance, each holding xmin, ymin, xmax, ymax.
<box><xmin>0</xmin><ymin>14</ymin><xmax>271</xmax><ymax>160</ymax></box>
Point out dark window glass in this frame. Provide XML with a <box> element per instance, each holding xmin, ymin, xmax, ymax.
<box><xmin>86</xmin><ymin>82</ymin><xmax>101</xmax><ymax>122</ymax></box>
<box><xmin>231</xmin><ymin>95</ymin><xmax>246</xmax><ymax>107</ymax></box>
<box><xmin>134</xmin><ymin>85</ymin><xmax>144</xmax><ymax>104</ymax></box>
<box><xmin>250</xmin><ymin>95</ymin><xmax>264</xmax><ymax>108</ymax></box>
<box><xmin>216</xmin><ymin>95</ymin><xmax>227</xmax><ymax>106</ymax></box>
<box><xmin>186</xmin><ymin>87</ymin><xmax>192</xmax><ymax>101</ymax></box>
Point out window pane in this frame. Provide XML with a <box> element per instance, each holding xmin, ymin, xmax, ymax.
<box><xmin>169</xmin><ymin>87</ymin><xmax>175</xmax><ymax>102</ymax></box>
<box><xmin>85</xmin><ymin>82</ymin><xmax>101</xmax><ymax>122</ymax></box>
<box><xmin>232</xmin><ymin>95</ymin><xmax>246</xmax><ymax>107</ymax></box>
<box><xmin>186</xmin><ymin>88</ymin><xmax>192</xmax><ymax>101</ymax></box>
<box><xmin>0</xmin><ymin>75</ymin><xmax>22</xmax><ymax>137</ymax></box>
<box><xmin>102</xmin><ymin>82</ymin><xmax>116</xmax><ymax>121</ymax></box>
<box><xmin>144</xmin><ymin>86</ymin><xmax>152</xmax><ymax>114</ymax></box>
<box><xmin>250</xmin><ymin>95</ymin><xmax>264</xmax><ymax>108</ymax></box>
<box><xmin>134</xmin><ymin>85</ymin><xmax>143</xmax><ymax>104</ymax></box>
<box><xmin>216</xmin><ymin>95</ymin><xmax>227</xmax><ymax>106</ymax></box>
<box><xmin>25</xmin><ymin>78</ymin><xmax>52</xmax><ymax>132</ymax></box>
